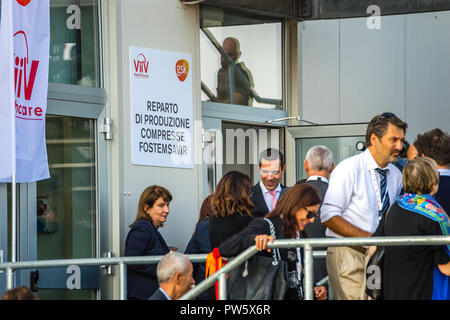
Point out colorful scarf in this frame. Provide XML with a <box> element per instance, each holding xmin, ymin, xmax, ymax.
<box><xmin>397</xmin><ymin>193</ymin><xmax>450</xmax><ymax>300</ymax></box>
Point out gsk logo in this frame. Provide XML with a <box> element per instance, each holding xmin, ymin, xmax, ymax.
<box><xmin>133</xmin><ymin>53</ymin><xmax>149</xmax><ymax>79</ymax></box>
<box><xmin>175</xmin><ymin>59</ymin><xmax>189</xmax><ymax>82</ymax></box>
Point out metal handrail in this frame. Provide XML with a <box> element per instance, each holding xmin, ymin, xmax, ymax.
<box><xmin>1</xmin><ymin>235</ymin><xmax>449</xmax><ymax>300</ymax></box>
<box><xmin>180</xmin><ymin>235</ymin><xmax>450</xmax><ymax>300</ymax></box>
<box><xmin>0</xmin><ymin>254</ymin><xmax>207</xmax><ymax>300</ymax></box>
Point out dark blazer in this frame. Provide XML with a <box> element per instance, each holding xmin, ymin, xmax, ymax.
<box><xmin>185</xmin><ymin>219</ymin><xmax>212</xmax><ymax>300</ymax></box>
<box><xmin>304</xmin><ymin>177</ymin><xmax>329</xmax><ymax>287</ymax></box>
<box><xmin>435</xmin><ymin>176</ymin><xmax>450</xmax><ymax>214</ymax></box>
<box><xmin>124</xmin><ymin>219</ymin><xmax>170</xmax><ymax>300</ymax></box>
<box><xmin>148</xmin><ymin>288</ymin><xmax>169</xmax><ymax>300</ymax></box>
<box><xmin>250</xmin><ymin>182</ymin><xmax>288</xmax><ymax>218</ymax></box>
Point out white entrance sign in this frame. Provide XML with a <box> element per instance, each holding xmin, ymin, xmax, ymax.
<box><xmin>130</xmin><ymin>47</ymin><xmax>193</xmax><ymax>168</ymax></box>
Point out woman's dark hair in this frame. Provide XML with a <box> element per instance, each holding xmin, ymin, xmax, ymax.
<box><xmin>1</xmin><ymin>286</ymin><xmax>38</xmax><ymax>300</ymax></box>
<box><xmin>266</xmin><ymin>183</ymin><xmax>321</xmax><ymax>239</ymax></box>
<box><xmin>193</xmin><ymin>194</ymin><xmax>213</xmax><ymax>232</ymax></box>
<box><xmin>211</xmin><ymin>171</ymin><xmax>253</xmax><ymax>218</ymax></box>
<box><xmin>130</xmin><ymin>185</ymin><xmax>173</xmax><ymax>228</ymax></box>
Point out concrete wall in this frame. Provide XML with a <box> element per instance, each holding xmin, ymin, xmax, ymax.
<box><xmin>299</xmin><ymin>10</ymin><xmax>450</xmax><ymax>142</ymax></box>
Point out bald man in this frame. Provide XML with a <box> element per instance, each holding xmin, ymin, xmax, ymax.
<box><xmin>216</xmin><ymin>37</ymin><xmax>252</xmax><ymax>106</ymax></box>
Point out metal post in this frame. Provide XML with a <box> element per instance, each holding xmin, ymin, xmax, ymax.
<box><xmin>11</xmin><ymin>175</ymin><xmax>16</xmax><ymax>263</ymax></box>
<box><xmin>119</xmin><ymin>262</ymin><xmax>127</xmax><ymax>300</ymax></box>
<box><xmin>6</xmin><ymin>267</ymin><xmax>14</xmax><ymax>290</ymax></box>
<box><xmin>218</xmin><ymin>272</ymin><xmax>227</xmax><ymax>300</ymax></box>
<box><xmin>303</xmin><ymin>244</ymin><xmax>314</xmax><ymax>300</ymax></box>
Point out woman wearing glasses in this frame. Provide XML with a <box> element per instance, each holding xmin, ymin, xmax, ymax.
<box><xmin>124</xmin><ymin>185</ymin><xmax>173</xmax><ymax>300</ymax></box>
<box><xmin>219</xmin><ymin>183</ymin><xmax>328</xmax><ymax>300</ymax></box>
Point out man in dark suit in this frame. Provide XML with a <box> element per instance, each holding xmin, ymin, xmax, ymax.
<box><xmin>148</xmin><ymin>252</ymin><xmax>195</xmax><ymax>300</ymax></box>
<box><xmin>411</xmin><ymin>128</ymin><xmax>450</xmax><ymax>213</ymax></box>
<box><xmin>250</xmin><ymin>148</ymin><xmax>288</xmax><ymax>217</ymax></box>
<box><xmin>300</xmin><ymin>145</ymin><xmax>334</xmax><ymax>294</ymax></box>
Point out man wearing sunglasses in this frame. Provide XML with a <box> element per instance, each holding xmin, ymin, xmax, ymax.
<box><xmin>250</xmin><ymin>148</ymin><xmax>288</xmax><ymax>217</ymax></box>
<box><xmin>321</xmin><ymin>112</ymin><xmax>407</xmax><ymax>300</ymax></box>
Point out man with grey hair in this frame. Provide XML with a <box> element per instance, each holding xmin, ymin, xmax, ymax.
<box><xmin>148</xmin><ymin>252</ymin><xmax>195</xmax><ymax>300</ymax></box>
<box><xmin>302</xmin><ymin>145</ymin><xmax>334</xmax><ymax>295</ymax></box>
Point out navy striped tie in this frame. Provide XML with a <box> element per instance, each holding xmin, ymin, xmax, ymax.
<box><xmin>375</xmin><ymin>168</ymin><xmax>390</xmax><ymax>217</ymax></box>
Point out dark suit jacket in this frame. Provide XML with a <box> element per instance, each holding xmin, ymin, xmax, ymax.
<box><xmin>124</xmin><ymin>219</ymin><xmax>170</xmax><ymax>300</ymax></box>
<box><xmin>250</xmin><ymin>182</ymin><xmax>288</xmax><ymax>218</ymax></box>
<box><xmin>148</xmin><ymin>288</ymin><xmax>169</xmax><ymax>300</ymax></box>
<box><xmin>304</xmin><ymin>177</ymin><xmax>329</xmax><ymax>286</ymax></box>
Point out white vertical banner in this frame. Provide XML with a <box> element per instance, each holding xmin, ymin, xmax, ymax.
<box><xmin>0</xmin><ymin>0</ymin><xmax>50</xmax><ymax>183</ymax></box>
<box><xmin>130</xmin><ymin>47</ymin><xmax>194</xmax><ymax>169</ymax></box>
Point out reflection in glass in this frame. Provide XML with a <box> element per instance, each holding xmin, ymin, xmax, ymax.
<box><xmin>49</xmin><ymin>0</ymin><xmax>100</xmax><ymax>87</ymax></box>
<box><xmin>200</xmin><ymin>7</ymin><xmax>283</xmax><ymax>109</ymax></box>
<box><xmin>296</xmin><ymin>136</ymin><xmax>365</xmax><ymax>181</ymax></box>
<box><xmin>36</xmin><ymin>115</ymin><xmax>96</xmax><ymax>300</ymax></box>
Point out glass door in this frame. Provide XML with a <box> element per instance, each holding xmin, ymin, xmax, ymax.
<box><xmin>35</xmin><ymin>115</ymin><xmax>98</xmax><ymax>300</ymax></box>
<box><xmin>287</xmin><ymin>124</ymin><xmax>368</xmax><ymax>182</ymax></box>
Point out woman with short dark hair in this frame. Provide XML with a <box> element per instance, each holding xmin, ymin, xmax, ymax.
<box><xmin>124</xmin><ymin>185</ymin><xmax>173</xmax><ymax>300</ymax></box>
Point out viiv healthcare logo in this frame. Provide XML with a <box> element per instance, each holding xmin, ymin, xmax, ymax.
<box><xmin>175</xmin><ymin>59</ymin><xmax>189</xmax><ymax>82</ymax></box>
<box><xmin>133</xmin><ymin>53</ymin><xmax>150</xmax><ymax>79</ymax></box>
<box><xmin>16</xmin><ymin>0</ymin><xmax>32</xmax><ymax>7</ymax></box>
<box><xmin>14</xmin><ymin>30</ymin><xmax>43</xmax><ymax>120</ymax></box>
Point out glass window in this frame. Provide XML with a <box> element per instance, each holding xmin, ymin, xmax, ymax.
<box><xmin>0</xmin><ymin>0</ymin><xmax>100</xmax><ymax>87</ymax></box>
<box><xmin>49</xmin><ymin>0</ymin><xmax>100</xmax><ymax>87</ymax></box>
<box><xmin>295</xmin><ymin>136</ymin><xmax>365</xmax><ymax>181</ymax></box>
<box><xmin>200</xmin><ymin>6</ymin><xmax>283</xmax><ymax>109</ymax></box>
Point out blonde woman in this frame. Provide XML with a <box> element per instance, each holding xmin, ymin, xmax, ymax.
<box><xmin>372</xmin><ymin>157</ymin><xmax>450</xmax><ymax>299</ymax></box>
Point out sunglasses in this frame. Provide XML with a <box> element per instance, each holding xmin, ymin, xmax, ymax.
<box><xmin>305</xmin><ymin>208</ymin><xmax>318</xmax><ymax>219</ymax></box>
<box><xmin>378</xmin><ymin>112</ymin><xmax>395</xmax><ymax>120</ymax></box>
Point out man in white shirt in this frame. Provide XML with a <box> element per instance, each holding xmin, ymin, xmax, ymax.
<box><xmin>321</xmin><ymin>112</ymin><xmax>407</xmax><ymax>300</ymax></box>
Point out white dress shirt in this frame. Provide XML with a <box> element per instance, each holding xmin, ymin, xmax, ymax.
<box><xmin>320</xmin><ymin>149</ymin><xmax>403</xmax><ymax>238</ymax></box>
<box><xmin>259</xmin><ymin>181</ymin><xmax>282</xmax><ymax>211</ymax></box>
<box><xmin>307</xmin><ymin>175</ymin><xmax>329</xmax><ymax>183</ymax></box>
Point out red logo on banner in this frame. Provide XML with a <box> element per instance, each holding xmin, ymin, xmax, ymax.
<box><xmin>175</xmin><ymin>59</ymin><xmax>189</xmax><ymax>82</ymax></box>
<box><xmin>16</xmin><ymin>0</ymin><xmax>32</xmax><ymax>7</ymax></box>
<box><xmin>133</xmin><ymin>53</ymin><xmax>149</xmax><ymax>79</ymax></box>
<box><xmin>13</xmin><ymin>30</ymin><xmax>42</xmax><ymax>120</ymax></box>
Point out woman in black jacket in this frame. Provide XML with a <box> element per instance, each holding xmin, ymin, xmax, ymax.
<box><xmin>124</xmin><ymin>185</ymin><xmax>173</xmax><ymax>300</ymax></box>
<box><xmin>219</xmin><ymin>183</ymin><xmax>327</xmax><ymax>300</ymax></box>
<box><xmin>208</xmin><ymin>171</ymin><xmax>254</xmax><ymax>248</ymax></box>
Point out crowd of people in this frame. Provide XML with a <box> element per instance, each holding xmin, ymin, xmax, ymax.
<box><xmin>123</xmin><ymin>112</ymin><xmax>450</xmax><ymax>301</ymax></box>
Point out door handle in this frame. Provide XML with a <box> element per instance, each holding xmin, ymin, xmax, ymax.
<box><xmin>30</xmin><ymin>270</ymin><xmax>39</xmax><ymax>292</ymax></box>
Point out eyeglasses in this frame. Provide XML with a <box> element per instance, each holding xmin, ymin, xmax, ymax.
<box><xmin>260</xmin><ymin>169</ymin><xmax>281</xmax><ymax>175</ymax></box>
<box><xmin>305</xmin><ymin>208</ymin><xmax>318</xmax><ymax>219</ymax></box>
<box><xmin>378</xmin><ymin>112</ymin><xmax>395</xmax><ymax>120</ymax></box>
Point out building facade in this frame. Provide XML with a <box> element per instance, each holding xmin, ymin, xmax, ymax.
<box><xmin>1</xmin><ymin>0</ymin><xmax>449</xmax><ymax>299</ymax></box>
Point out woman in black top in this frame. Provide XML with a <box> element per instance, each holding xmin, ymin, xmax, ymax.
<box><xmin>372</xmin><ymin>157</ymin><xmax>450</xmax><ymax>300</ymax></box>
<box><xmin>124</xmin><ymin>185</ymin><xmax>173</xmax><ymax>300</ymax></box>
<box><xmin>208</xmin><ymin>171</ymin><xmax>254</xmax><ymax>248</ymax></box>
<box><xmin>219</xmin><ymin>183</ymin><xmax>327</xmax><ymax>300</ymax></box>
